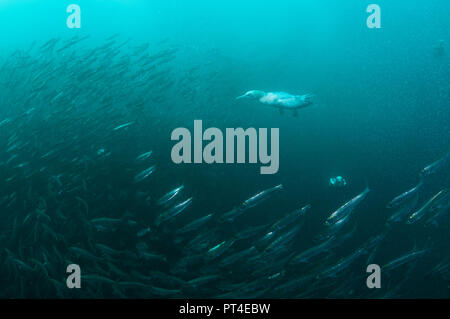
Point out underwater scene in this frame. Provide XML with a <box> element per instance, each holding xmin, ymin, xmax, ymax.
<box><xmin>0</xmin><ymin>0</ymin><xmax>449</xmax><ymax>298</ymax></box>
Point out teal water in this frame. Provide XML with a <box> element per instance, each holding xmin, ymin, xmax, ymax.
<box><xmin>0</xmin><ymin>1</ymin><xmax>449</xmax><ymax>298</ymax></box>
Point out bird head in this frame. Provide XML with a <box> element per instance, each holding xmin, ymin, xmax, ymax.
<box><xmin>236</xmin><ymin>90</ymin><xmax>265</xmax><ymax>100</ymax></box>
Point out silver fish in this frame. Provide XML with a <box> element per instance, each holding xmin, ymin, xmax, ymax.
<box><xmin>134</xmin><ymin>165</ymin><xmax>156</xmax><ymax>183</ymax></box>
<box><xmin>420</xmin><ymin>152</ymin><xmax>450</xmax><ymax>177</ymax></box>
<box><xmin>407</xmin><ymin>189</ymin><xmax>449</xmax><ymax>224</ymax></box>
<box><xmin>157</xmin><ymin>185</ymin><xmax>184</xmax><ymax>206</ymax></box>
<box><xmin>386</xmin><ymin>179</ymin><xmax>423</xmax><ymax>209</ymax></box>
<box><xmin>113</xmin><ymin>121</ymin><xmax>134</xmax><ymax>131</ymax></box>
<box><xmin>136</xmin><ymin>151</ymin><xmax>153</xmax><ymax>161</ymax></box>
<box><xmin>155</xmin><ymin>197</ymin><xmax>193</xmax><ymax>226</ymax></box>
<box><xmin>240</xmin><ymin>184</ymin><xmax>284</xmax><ymax>210</ymax></box>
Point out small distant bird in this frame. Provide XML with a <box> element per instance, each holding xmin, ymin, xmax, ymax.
<box><xmin>236</xmin><ymin>90</ymin><xmax>314</xmax><ymax>116</ymax></box>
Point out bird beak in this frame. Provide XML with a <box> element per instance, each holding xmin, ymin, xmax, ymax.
<box><xmin>236</xmin><ymin>95</ymin><xmax>246</xmax><ymax>100</ymax></box>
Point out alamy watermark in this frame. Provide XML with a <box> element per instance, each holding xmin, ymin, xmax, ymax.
<box><xmin>66</xmin><ymin>264</ymin><xmax>81</xmax><ymax>288</ymax></box>
<box><xmin>170</xmin><ymin>120</ymin><xmax>279</xmax><ymax>175</ymax></box>
<box><xmin>366</xmin><ymin>264</ymin><xmax>381</xmax><ymax>288</ymax></box>
<box><xmin>64</xmin><ymin>4</ymin><xmax>381</xmax><ymax>31</ymax></box>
